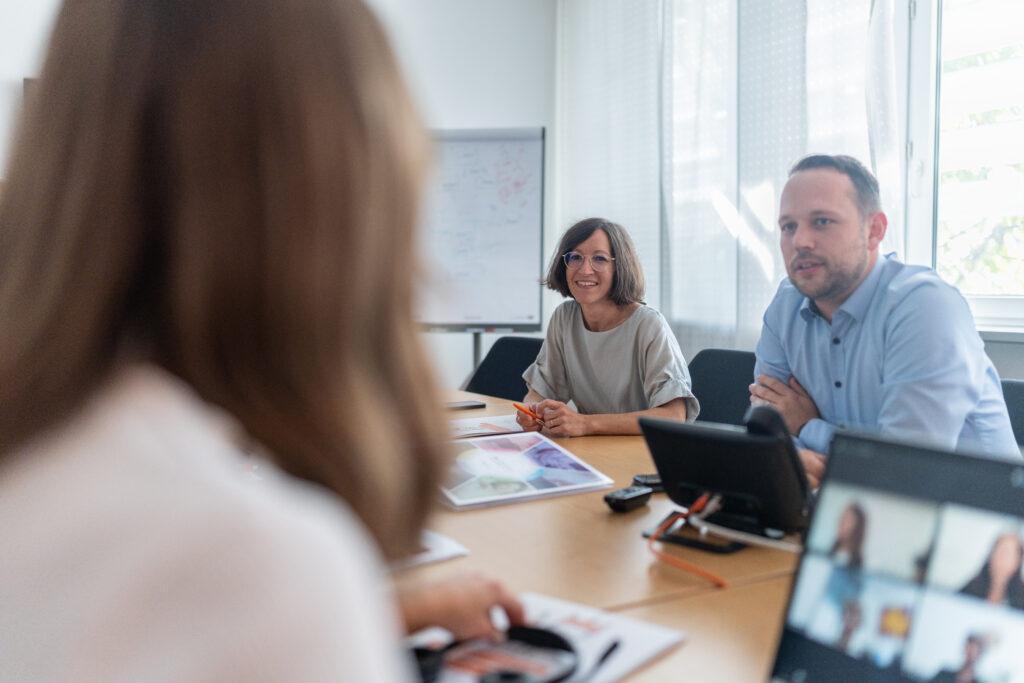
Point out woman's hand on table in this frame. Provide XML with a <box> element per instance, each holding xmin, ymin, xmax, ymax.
<box><xmin>398</xmin><ymin>572</ymin><xmax>525</xmax><ymax>641</ymax></box>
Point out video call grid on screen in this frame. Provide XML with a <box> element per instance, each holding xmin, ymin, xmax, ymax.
<box><xmin>772</xmin><ymin>433</ymin><xmax>1024</xmax><ymax>683</ymax></box>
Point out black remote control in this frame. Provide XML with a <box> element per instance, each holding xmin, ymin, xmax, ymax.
<box><xmin>604</xmin><ymin>485</ymin><xmax>653</xmax><ymax>512</ymax></box>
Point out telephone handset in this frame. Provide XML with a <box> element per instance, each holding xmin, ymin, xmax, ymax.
<box><xmin>744</xmin><ymin>404</ymin><xmax>813</xmax><ymax>506</ymax></box>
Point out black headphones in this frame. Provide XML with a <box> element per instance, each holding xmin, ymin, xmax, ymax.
<box><xmin>415</xmin><ymin>626</ymin><xmax>578</xmax><ymax>683</ymax></box>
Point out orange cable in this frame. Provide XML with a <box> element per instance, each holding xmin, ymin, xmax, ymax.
<box><xmin>646</xmin><ymin>493</ymin><xmax>729</xmax><ymax>588</ymax></box>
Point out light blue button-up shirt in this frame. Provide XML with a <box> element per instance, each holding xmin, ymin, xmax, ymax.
<box><xmin>755</xmin><ymin>253</ymin><xmax>1019</xmax><ymax>458</ymax></box>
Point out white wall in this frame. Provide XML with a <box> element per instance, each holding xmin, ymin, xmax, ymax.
<box><xmin>0</xmin><ymin>1</ymin><xmax>62</xmax><ymax>175</ymax></box>
<box><xmin>367</xmin><ymin>0</ymin><xmax>557</xmax><ymax>390</ymax></box>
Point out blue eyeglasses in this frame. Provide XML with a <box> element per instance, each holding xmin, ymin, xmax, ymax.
<box><xmin>563</xmin><ymin>252</ymin><xmax>615</xmax><ymax>271</ymax></box>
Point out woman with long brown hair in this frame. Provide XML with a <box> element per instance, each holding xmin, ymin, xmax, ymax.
<box><xmin>0</xmin><ymin>0</ymin><xmax>518</xmax><ymax>677</ymax></box>
<box><xmin>828</xmin><ymin>503</ymin><xmax>867</xmax><ymax>569</ymax></box>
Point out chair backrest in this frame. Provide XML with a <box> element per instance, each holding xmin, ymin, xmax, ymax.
<box><xmin>688</xmin><ymin>348</ymin><xmax>757</xmax><ymax>426</ymax></box>
<box><xmin>1001</xmin><ymin>378</ymin><xmax>1024</xmax><ymax>446</ymax></box>
<box><xmin>464</xmin><ymin>336</ymin><xmax>544</xmax><ymax>401</ymax></box>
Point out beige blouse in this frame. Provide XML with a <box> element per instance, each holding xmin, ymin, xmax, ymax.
<box><xmin>524</xmin><ymin>301</ymin><xmax>699</xmax><ymax>419</ymax></box>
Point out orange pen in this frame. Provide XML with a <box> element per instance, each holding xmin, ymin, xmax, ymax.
<box><xmin>512</xmin><ymin>402</ymin><xmax>545</xmax><ymax>423</ymax></box>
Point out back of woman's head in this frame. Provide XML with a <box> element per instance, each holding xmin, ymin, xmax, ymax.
<box><xmin>0</xmin><ymin>0</ymin><xmax>446</xmax><ymax>558</ymax></box>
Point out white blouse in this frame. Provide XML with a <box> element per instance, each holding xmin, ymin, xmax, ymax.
<box><xmin>0</xmin><ymin>365</ymin><xmax>412</xmax><ymax>681</ymax></box>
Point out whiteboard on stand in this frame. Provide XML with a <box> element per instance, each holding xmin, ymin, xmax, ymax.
<box><xmin>418</xmin><ymin>128</ymin><xmax>544</xmax><ymax>332</ymax></box>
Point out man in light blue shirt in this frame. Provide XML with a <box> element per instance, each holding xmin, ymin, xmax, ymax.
<box><xmin>750</xmin><ymin>154</ymin><xmax>1018</xmax><ymax>487</ymax></box>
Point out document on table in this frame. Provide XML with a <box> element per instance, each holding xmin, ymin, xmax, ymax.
<box><xmin>448</xmin><ymin>413</ymin><xmax>523</xmax><ymax>439</ymax></box>
<box><xmin>389</xmin><ymin>530</ymin><xmax>468</xmax><ymax>572</ymax></box>
<box><xmin>520</xmin><ymin>592</ymin><xmax>685</xmax><ymax>683</ymax></box>
<box><xmin>409</xmin><ymin>592</ymin><xmax>686</xmax><ymax>683</ymax></box>
<box><xmin>441</xmin><ymin>432</ymin><xmax>612</xmax><ymax>509</ymax></box>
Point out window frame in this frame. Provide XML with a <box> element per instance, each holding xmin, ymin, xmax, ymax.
<box><xmin>904</xmin><ymin>0</ymin><xmax>1024</xmax><ymax>338</ymax></box>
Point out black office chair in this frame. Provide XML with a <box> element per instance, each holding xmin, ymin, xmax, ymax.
<box><xmin>1001</xmin><ymin>378</ymin><xmax>1024</xmax><ymax>446</ymax></box>
<box><xmin>688</xmin><ymin>348</ymin><xmax>757</xmax><ymax>426</ymax></box>
<box><xmin>464</xmin><ymin>336</ymin><xmax>544</xmax><ymax>401</ymax></box>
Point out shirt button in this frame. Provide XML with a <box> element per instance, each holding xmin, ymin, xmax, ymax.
<box><xmin>835</xmin><ymin>380</ymin><xmax>843</xmax><ymax>388</ymax></box>
<box><xmin>832</xmin><ymin>337</ymin><xmax>840</xmax><ymax>345</ymax></box>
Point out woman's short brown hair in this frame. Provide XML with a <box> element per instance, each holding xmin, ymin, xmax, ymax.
<box><xmin>543</xmin><ymin>218</ymin><xmax>645</xmax><ymax>305</ymax></box>
<box><xmin>0</xmin><ymin>0</ymin><xmax>446</xmax><ymax>558</ymax></box>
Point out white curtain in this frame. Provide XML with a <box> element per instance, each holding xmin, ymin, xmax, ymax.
<box><xmin>557</xmin><ymin>0</ymin><xmax>905</xmax><ymax>359</ymax></box>
<box><xmin>555</xmin><ymin>0</ymin><xmax>664</xmax><ymax>310</ymax></box>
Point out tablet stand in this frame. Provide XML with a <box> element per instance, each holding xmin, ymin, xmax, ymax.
<box><xmin>643</xmin><ymin>512</ymin><xmax>748</xmax><ymax>554</ymax></box>
<box><xmin>643</xmin><ymin>509</ymin><xmax>793</xmax><ymax>555</ymax></box>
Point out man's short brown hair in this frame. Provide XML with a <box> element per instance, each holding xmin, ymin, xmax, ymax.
<box><xmin>789</xmin><ymin>154</ymin><xmax>882</xmax><ymax>221</ymax></box>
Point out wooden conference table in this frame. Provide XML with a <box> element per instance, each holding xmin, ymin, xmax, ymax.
<box><xmin>398</xmin><ymin>392</ymin><xmax>799</xmax><ymax>681</ymax></box>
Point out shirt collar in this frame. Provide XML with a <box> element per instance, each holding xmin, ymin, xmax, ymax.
<box><xmin>799</xmin><ymin>253</ymin><xmax>888</xmax><ymax>323</ymax></box>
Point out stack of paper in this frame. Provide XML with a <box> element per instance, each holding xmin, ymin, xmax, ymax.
<box><xmin>448</xmin><ymin>414</ymin><xmax>524</xmax><ymax>439</ymax></box>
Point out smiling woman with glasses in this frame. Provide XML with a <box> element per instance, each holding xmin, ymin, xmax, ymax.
<box><xmin>517</xmin><ymin>218</ymin><xmax>699</xmax><ymax>436</ymax></box>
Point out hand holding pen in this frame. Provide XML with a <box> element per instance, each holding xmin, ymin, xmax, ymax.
<box><xmin>513</xmin><ymin>402</ymin><xmax>545</xmax><ymax>432</ymax></box>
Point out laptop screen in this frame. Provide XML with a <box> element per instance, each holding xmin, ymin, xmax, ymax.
<box><xmin>771</xmin><ymin>433</ymin><xmax>1024</xmax><ymax>683</ymax></box>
